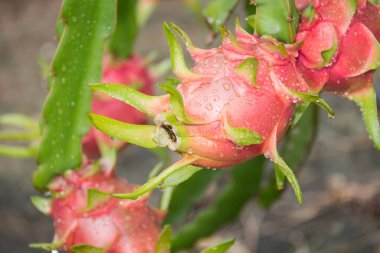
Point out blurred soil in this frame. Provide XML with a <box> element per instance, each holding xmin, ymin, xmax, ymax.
<box><xmin>0</xmin><ymin>1</ymin><xmax>379</xmax><ymax>252</ymax></box>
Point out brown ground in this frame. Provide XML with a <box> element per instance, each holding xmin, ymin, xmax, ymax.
<box><xmin>0</xmin><ymin>1</ymin><xmax>379</xmax><ymax>252</ymax></box>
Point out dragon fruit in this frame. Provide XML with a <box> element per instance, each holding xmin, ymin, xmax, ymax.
<box><xmin>31</xmin><ymin>160</ymin><xmax>164</xmax><ymax>253</ymax></box>
<box><xmin>88</xmin><ymin>1</ymin><xmax>380</xmax><ymax>204</ymax></box>
<box><xmin>88</xmin><ymin>19</ymin><xmax>337</xmax><ymax>204</ymax></box>
<box><xmin>295</xmin><ymin>0</ymin><xmax>380</xmax><ymax>149</ymax></box>
<box><xmin>82</xmin><ymin>54</ymin><xmax>154</xmax><ymax>159</ymax></box>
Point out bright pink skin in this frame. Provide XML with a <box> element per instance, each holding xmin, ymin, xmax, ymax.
<box><xmin>295</xmin><ymin>0</ymin><xmax>380</xmax><ymax>94</ymax></box>
<box><xmin>83</xmin><ymin>55</ymin><xmax>154</xmax><ymax>159</ymax></box>
<box><xmin>48</xmin><ymin>163</ymin><xmax>164</xmax><ymax>253</ymax></box>
<box><xmin>160</xmin><ymin>27</ymin><xmax>312</xmax><ymax>168</ymax></box>
<box><xmin>327</xmin><ymin>22</ymin><xmax>380</xmax><ymax>90</ymax></box>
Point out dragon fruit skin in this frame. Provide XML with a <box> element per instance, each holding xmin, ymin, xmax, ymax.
<box><xmin>45</xmin><ymin>162</ymin><xmax>164</xmax><ymax>253</ymax></box>
<box><xmin>82</xmin><ymin>55</ymin><xmax>154</xmax><ymax>159</ymax></box>
<box><xmin>152</xmin><ymin>26</ymin><xmax>309</xmax><ymax>168</ymax></box>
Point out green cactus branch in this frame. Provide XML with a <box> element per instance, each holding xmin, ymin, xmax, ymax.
<box><xmin>254</xmin><ymin>0</ymin><xmax>300</xmax><ymax>43</ymax></box>
<box><xmin>109</xmin><ymin>0</ymin><xmax>138</xmax><ymax>59</ymax></box>
<box><xmin>34</xmin><ymin>0</ymin><xmax>116</xmax><ymax>190</ymax></box>
<box><xmin>171</xmin><ymin>156</ymin><xmax>265</xmax><ymax>251</ymax></box>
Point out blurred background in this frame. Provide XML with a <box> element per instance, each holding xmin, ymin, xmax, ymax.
<box><xmin>0</xmin><ymin>0</ymin><xmax>379</xmax><ymax>252</ymax></box>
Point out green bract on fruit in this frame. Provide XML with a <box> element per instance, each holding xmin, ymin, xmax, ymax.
<box><xmin>31</xmin><ymin>161</ymin><xmax>164</xmax><ymax>253</ymax></box>
<box><xmin>82</xmin><ymin>55</ymin><xmax>154</xmax><ymax>159</ymax></box>
<box><xmin>296</xmin><ymin>0</ymin><xmax>380</xmax><ymax>149</ymax></box>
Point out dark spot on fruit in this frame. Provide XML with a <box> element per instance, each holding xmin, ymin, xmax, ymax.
<box><xmin>162</xmin><ymin>124</ymin><xmax>177</xmax><ymax>143</ymax></box>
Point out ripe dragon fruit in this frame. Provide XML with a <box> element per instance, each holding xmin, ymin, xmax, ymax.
<box><xmin>88</xmin><ymin>1</ymin><xmax>380</xmax><ymax>204</ymax></box>
<box><xmin>82</xmin><ymin>55</ymin><xmax>154</xmax><ymax>159</ymax></box>
<box><xmin>31</xmin><ymin>160</ymin><xmax>164</xmax><ymax>253</ymax></box>
<box><xmin>88</xmin><ymin>19</ymin><xmax>331</xmax><ymax>204</ymax></box>
<box><xmin>295</xmin><ymin>0</ymin><xmax>380</xmax><ymax>148</ymax></box>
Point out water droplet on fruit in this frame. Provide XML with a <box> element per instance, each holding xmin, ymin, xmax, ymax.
<box><xmin>223</xmin><ymin>83</ymin><xmax>231</xmax><ymax>91</ymax></box>
<box><xmin>205</xmin><ymin>103</ymin><xmax>213</xmax><ymax>111</ymax></box>
<box><xmin>110</xmin><ymin>136</ymin><xmax>117</xmax><ymax>141</ymax></box>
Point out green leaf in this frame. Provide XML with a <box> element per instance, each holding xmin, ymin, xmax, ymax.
<box><xmin>245</xmin><ymin>14</ymin><xmax>256</xmax><ymax>33</ymax></box>
<box><xmin>89</xmin><ymin>113</ymin><xmax>158</xmax><ymax>149</ymax></box>
<box><xmin>235</xmin><ymin>57</ymin><xmax>258</xmax><ymax>86</ymax></box>
<box><xmin>0</xmin><ymin>131</ymin><xmax>39</xmax><ymax>141</ymax></box>
<box><xmin>260</xmin><ymin>104</ymin><xmax>318</xmax><ymax>207</ymax></box>
<box><xmin>163</xmin><ymin>22</ymin><xmax>196</xmax><ymax>78</ymax></box>
<box><xmin>86</xmin><ymin>189</ymin><xmax>110</xmax><ymax>211</ymax></box>
<box><xmin>137</xmin><ymin>0</ymin><xmax>158</xmax><ymax>27</ymax></box>
<box><xmin>113</xmin><ymin>157</ymin><xmax>197</xmax><ymax>200</ymax></box>
<box><xmin>159</xmin><ymin>81</ymin><xmax>190</xmax><ymax>123</ymax></box>
<box><xmin>255</xmin><ymin>0</ymin><xmax>300</xmax><ymax>43</ymax></box>
<box><xmin>0</xmin><ymin>114</ymin><xmax>40</xmax><ymax>157</ymax></box>
<box><xmin>161</xmin><ymin>165</ymin><xmax>202</xmax><ymax>188</ymax></box>
<box><xmin>31</xmin><ymin>196</ymin><xmax>51</xmax><ymax>215</ymax></box>
<box><xmin>89</xmin><ymin>83</ymin><xmax>168</xmax><ymax>116</ymax></box>
<box><xmin>220</xmin><ymin>25</ymin><xmax>238</xmax><ymax>46</ymax></box>
<box><xmin>0</xmin><ymin>145</ymin><xmax>37</xmax><ymax>158</ymax></box>
<box><xmin>245</xmin><ymin>0</ymin><xmax>257</xmax><ymax>34</ymax></box>
<box><xmin>160</xmin><ymin>186</ymin><xmax>174</xmax><ymax>210</ymax></box>
<box><xmin>369</xmin><ymin>0</ymin><xmax>380</xmax><ymax>4</ymax></box>
<box><xmin>263</xmin><ymin>44</ymin><xmax>288</xmax><ymax>57</ymax></box>
<box><xmin>290</xmin><ymin>101</ymin><xmax>311</xmax><ymax>128</ymax></box>
<box><xmin>349</xmin><ymin>82</ymin><xmax>380</xmax><ymax>150</ymax></box>
<box><xmin>224</xmin><ymin>118</ymin><xmax>262</xmax><ymax>146</ymax></box>
<box><xmin>302</xmin><ymin>3</ymin><xmax>316</xmax><ymax>24</ymax></box>
<box><xmin>274</xmin><ymin>165</ymin><xmax>285</xmax><ymax>190</ymax></box>
<box><xmin>171</xmin><ymin>156</ymin><xmax>265</xmax><ymax>251</ymax></box>
<box><xmin>155</xmin><ymin>225</ymin><xmax>172</xmax><ymax>253</ymax></box>
<box><xmin>292</xmin><ymin>91</ymin><xmax>335</xmax><ymax>119</ymax></box>
<box><xmin>0</xmin><ymin>113</ymin><xmax>39</xmax><ymax>132</ymax></box>
<box><xmin>71</xmin><ymin>244</ymin><xmax>106</xmax><ymax>253</ymax></box>
<box><xmin>270</xmin><ymin>150</ymin><xmax>303</xmax><ymax>205</ymax></box>
<box><xmin>34</xmin><ymin>0</ymin><xmax>116</xmax><ymax>190</ymax></box>
<box><xmin>201</xmin><ymin>239</ymin><xmax>235</xmax><ymax>253</ymax></box>
<box><xmin>29</xmin><ymin>242</ymin><xmax>60</xmax><ymax>251</ymax></box>
<box><xmin>165</xmin><ymin>169</ymin><xmax>221</xmax><ymax>224</ymax></box>
<box><xmin>321</xmin><ymin>36</ymin><xmax>338</xmax><ymax>66</ymax></box>
<box><xmin>203</xmin><ymin>0</ymin><xmax>239</xmax><ymax>32</ymax></box>
<box><xmin>109</xmin><ymin>0</ymin><xmax>138</xmax><ymax>59</ymax></box>
<box><xmin>170</xmin><ymin>22</ymin><xmax>196</xmax><ymax>50</ymax></box>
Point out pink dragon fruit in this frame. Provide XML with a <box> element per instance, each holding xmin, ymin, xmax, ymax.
<box><xmin>88</xmin><ymin>21</ymin><xmax>336</xmax><ymax>204</ymax></box>
<box><xmin>82</xmin><ymin>55</ymin><xmax>154</xmax><ymax>159</ymax></box>
<box><xmin>31</xmin><ymin>160</ymin><xmax>164</xmax><ymax>253</ymax></box>
<box><xmin>295</xmin><ymin>0</ymin><xmax>380</xmax><ymax>148</ymax></box>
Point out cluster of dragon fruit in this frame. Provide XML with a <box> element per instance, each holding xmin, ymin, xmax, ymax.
<box><xmin>30</xmin><ymin>0</ymin><xmax>380</xmax><ymax>252</ymax></box>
